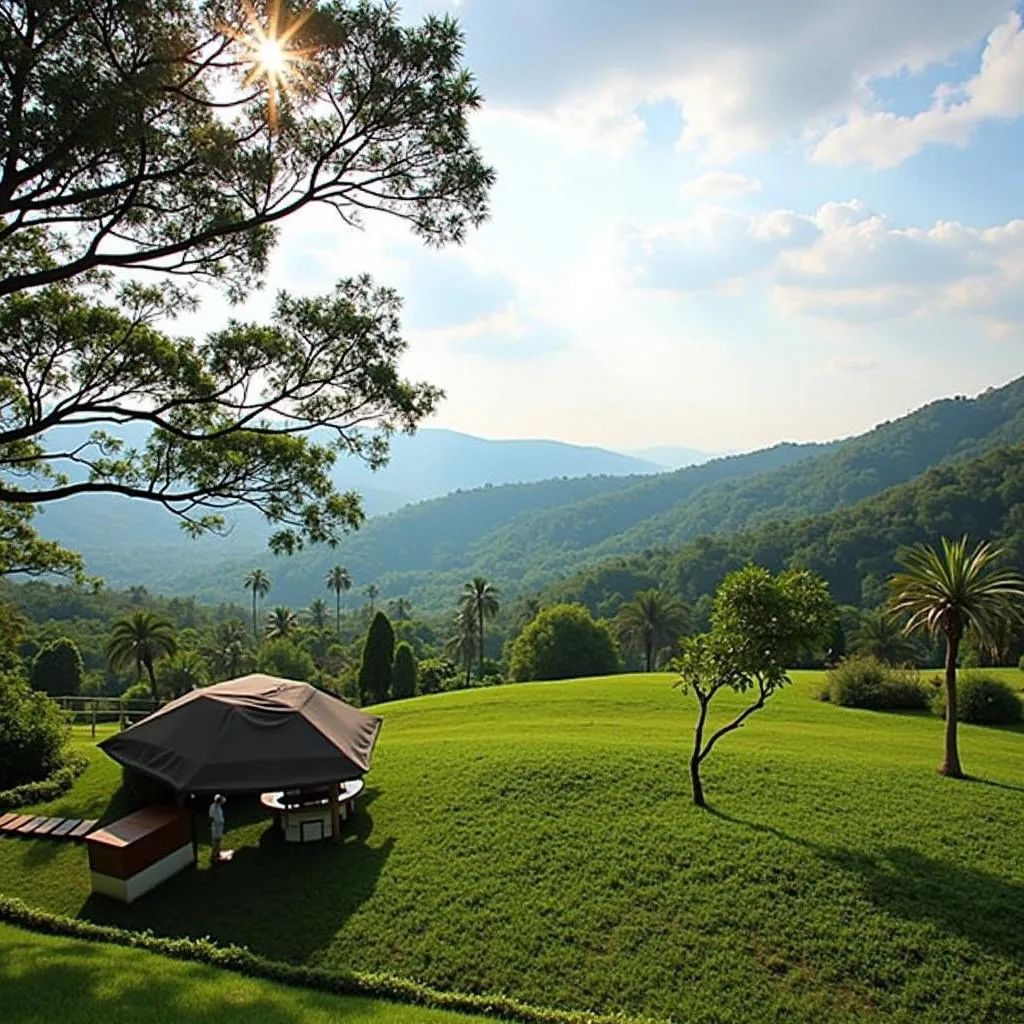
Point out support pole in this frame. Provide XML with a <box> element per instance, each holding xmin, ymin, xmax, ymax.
<box><xmin>331</xmin><ymin>781</ymin><xmax>341</xmax><ymax>843</ymax></box>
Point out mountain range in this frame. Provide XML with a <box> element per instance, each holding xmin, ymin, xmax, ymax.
<box><xmin>28</xmin><ymin>376</ymin><xmax>1024</xmax><ymax>613</ymax></box>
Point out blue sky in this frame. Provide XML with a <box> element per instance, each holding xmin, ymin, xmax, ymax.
<box><xmin>185</xmin><ymin>1</ymin><xmax>1024</xmax><ymax>453</ymax></box>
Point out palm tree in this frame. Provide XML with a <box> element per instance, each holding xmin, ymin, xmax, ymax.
<box><xmin>325</xmin><ymin>566</ymin><xmax>352</xmax><ymax>637</ymax></box>
<box><xmin>889</xmin><ymin>536</ymin><xmax>1024</xmax><ymax>778</ymax></box>
<box><xmin>264</xmin><ymin>606</ymin><xmax>299</xmax><ymax>640</ymax></box>
<box><xmin>389</xmin><ymin>596</ymin><xmax>412</xmax><ymax>622</ymax></box>
<box><xmin>306</xmin><ymin>598</ymin><xmax>330</xmax><ymax>630</ymax></box>
<box><xmin>243</xmin><ymin>568</ymin><xmax>272</xmax><ymax>642</ymax></box>
<box><xmin>615</xmin><ymin>588</ymin><xmax>690</xmax><ymax>672</ymax></box>
<box><xmin>106</xmin><ymin>611</ymin><xmax>177</xmax><ymax>702</ymax></box>
<box><xmin>364</xmin><ymin>583</ymin><xmax>380</xmax><ymax>615</ymax></box>
<box><xmin>848</xmin><ymin>608</ymin><xmax>919</xmax><ymax>665</ymax></box>
<box><xmin>159</xmin><ymin>649</ymin><xmax>209</xmax><ymax>698</ymax></box>
<box><xmin>445</xmin><ymin>609</ymin><xmax>478</xmax><ymax>689</ymax></box>
<box><xmin>204</xmin><ymin>619</ymin><xmax>249</xmax><ymax>680</ymax></box>
<box><xmin>459</xmin><ymin>577</ymin><xmax>500</xmax><ymax>680</ymax></box>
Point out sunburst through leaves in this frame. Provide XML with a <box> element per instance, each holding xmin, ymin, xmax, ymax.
<box><xmin>222</xmin><ymin>0</ymin><xmax>317</xmax><ymax>128</ymax></box>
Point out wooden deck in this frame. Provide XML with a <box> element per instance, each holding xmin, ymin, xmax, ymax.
<box><xmin>0</xmin><ymin>812</ymin><xmax>98</xmax><ymax>841</ymax></box>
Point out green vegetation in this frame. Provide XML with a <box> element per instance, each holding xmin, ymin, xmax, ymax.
<box><xmin>676</xmin><ymin>567</ymin><xmax>835</xmax><ymax>806</ymax></box>
<box><xmin>614</xmin><ymin>588</ymin><xmax>690</xmax><ymax>671</ymax></box>
<box><xmin>0</xmin><ymin>922</ymin><xmax>502</xmax><ymax>1024</ymax></box>
<box><xmin>931</xmin><ymin>671</ymin><xmax>1023</xmax><ymax>726</ymax></box>
<box><xmin>30</xmin><ymin>637</ymin><xmax>84</xmax><ymax>696</ymax></box>
<box><xmin>0</xmin><ymin>672</ymin><xmax>71</xmax><ymax>790</ymax></box>
<box><xmin>508</xmin><ymin>604</ymin><xmax>621</xmax><ymax>682</ymax></box>
<box><xmin>359</xmin><ymin>612</ymin><xmax>396</xmax><ymax>704</ymax></box>
<box><xmin>392</xmin><ymin>643</ymin><xmax>418</xmax><ymax>700</ymax></box>
<box><xmin>820</xmin><ymin>656</ymin><xmax>931</xmax><ymax>711</ymax></box>
<box><xmin>2</xmin><ymin>676</ymin><xmax>1024</xmax><ymax>1023</ymax></box>
<box><xmin>460</xmin><ymin>577</ymin><xmax>500</xmax><ymax>680</ymax></box>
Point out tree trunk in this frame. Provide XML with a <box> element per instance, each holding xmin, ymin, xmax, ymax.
<box><xmin>336</xmin><ymin>592</ymin><xmax>341</xmax><ymax>639</ymax></box>
<box><xmin>252</xmin><ymin>592</ymin><xmax>258</xmax><ymax>642</ymax></box>
<box><xmin>691</xmin><ymin>696</ymin><xmax>709</xmax><ymax>807</ymax></box>
<box><xmin>478</xmin><ymin>605</ymin><xmax>484</xmax><ymax>680</ymax></box>
<box><xmin>939</xmin><ymin>631</ymin><xmax>965</xmax><ymax>778</ymax></box>
<box><xmin>644</xmin><ymin>631</ymin><xmax>653</xmax><ymax>673</ymax></box>
<box><xmin>145</xmin><ymin>658</ymin><xmax>160</xmax><ymax>704</ymax></box>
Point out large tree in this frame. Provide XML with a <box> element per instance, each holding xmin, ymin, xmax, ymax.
<box><xmin>888</xmin><ymin>536</ymin><xmax>1024</xmax><ymax>779</ymax></box>
<box><xmin>508</xmin><ymin>603</ymin><xmax>621</xmax><ymax>683</ymax></box>
<box><xmin>0</xmin><ymin>0</ymin><xmax>492</xmax><ymax>574</ymax></box>
<box><xmin>615</xmin><ymin>588</ymin><xmax>690</xmax><ymax>672</ymax></box>
<box><xmin>676</xmin><ymin>566</ymin><xmax>835</xmax><ymax>808</ymax></box>
<box><xmin>243</xmin><ymin>568</ymin><xmax>272</xmax><ymax>641</ymax></box>
<box><xmin>325</xmin><ymin>565</ymin><xmax>352</xmax><ymax>637</ymax></box>
<box><xmin>105</xmin><ymin>610</ymin><xmax>177</xmax><ymax>702</ymax></box>
<box><xmin>459</xmin><ymin>576</ymin><xmax>499</xmax><ymax>680</ymax></box>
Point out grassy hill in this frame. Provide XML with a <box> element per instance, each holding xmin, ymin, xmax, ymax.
<box><xmin>3</xmin><ymin>673</ymin><xmax>1024</xmax><ymax>1023</ymax></box>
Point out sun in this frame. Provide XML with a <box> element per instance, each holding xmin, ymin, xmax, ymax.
<box><xmin>222</xmin><ymin>0</ymin><xmax>316</xmax><ymax>128</ymax></box>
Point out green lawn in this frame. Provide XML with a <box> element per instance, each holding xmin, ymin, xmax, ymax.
<box><xmin>3</xmin><ymin>671</ymin><xmax>1024</xmax><ymax>1023</ymax></box>
<box><xmin>0</xmin><ymin>921</ymin><xmax>500</xmax><ymax>1024</ymax></box>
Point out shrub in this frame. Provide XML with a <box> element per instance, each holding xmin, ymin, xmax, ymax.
<box><xmin>417</xmin><ymin>657</ymin><xmax>457</xmax><ymax>695</ymax></box>
<box><xmin>822</xmin><ymin>656</ymin><xmax>931</xmax><ymax>711</ymax></box>
<box><xmin>256</xmin><ymin>637</ymin><xmax>316</xmax><ymax>682</ymax></box>
<box><xmin>0</xmin><ymin>671</ymin><xmax>71</xmax><ymax>790</ymax></box>
<box><xmin>508</xmin><ymin>604</ymin><xmax>621</xmax><ymax>683</ymax></box>
<box><xmin>1019</xmin><ymin>653</ymin><xmax>1024</xmax><ymax>672</ymax></box>
<box><xmin>30</xmin><ymin>637</ymin><xmax>84</xmax><ymax>696</ymax></box>
<box><xmin>931</xmin><ymin>672</ymin><xmax>1023</xmax><ymax>726</ymax></box>
<box><xmin>391</xmin><ymin>642</ymin><xmax>417</xmax><ymax>700</ymax></box>
<box><xmin>0</xmin><ymin>751</ymin><xmax>89</xmax><ymax>810</ymax></box>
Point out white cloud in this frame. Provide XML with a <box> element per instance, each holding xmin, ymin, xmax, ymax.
<box><xmin>624</xmin><ymin>199</ymin><xmax>1024</xmax><ymax>326</ymax></box>
<box><xmin>814</xmin><ymin>12</ymin><xmax>1024</xmax><ymax>167</ymax></box>
<box><xmin>426</xmin><ymin>0</ymin><xmax>1010</xmax><ymax>157</ymax></box>
<box><xmin>680</xmin><ymin>171</ymin><xmax>762</xmax><ymax>197</ymax></box>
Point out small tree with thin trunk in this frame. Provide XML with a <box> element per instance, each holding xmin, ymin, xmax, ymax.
<box><xmin>325</xmin><ymin>567</ymin><xmax>352</xmax><ymax>637</ymax></box>
<box><xmin>888</xmin><ymin>536</ymin><xmax>1024</xmax><ymax>779</ymax></box>
<box><xmin>676</xmin><ymin>566</ymin><xmax>835</xmax><ymax>808</ymax></box>
<box><xmin>244</xmin><ymin>569</ymin><xmax>272</xmax><ymax>642</ymax></box>
<box><xmin>459</xmin><ymin>577</ymin><xmax>499</xmax><ymax>680</ymax></box>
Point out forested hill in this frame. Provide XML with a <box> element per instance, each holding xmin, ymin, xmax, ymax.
<box><xmin>545</xmin><ymin>443</ymin><xmax>1024</xmax><ymax>616</ymax></box>
<box><xmin>138</xmin><ymin>440</ymin><xmax>827</xmax><ymax>605</ymax></box>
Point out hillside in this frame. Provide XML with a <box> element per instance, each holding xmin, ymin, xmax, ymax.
<box><xmin>548</xmin><ymin>443</ymin><xmax>1024</xmax><ymax>616</ymax></box>
<box><xmin>4</xmin><ymin>675</ymin><xmax>1024</xmax><ymax>1024</ymax></box>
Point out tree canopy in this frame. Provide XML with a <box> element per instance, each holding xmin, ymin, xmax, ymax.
<box><xmin>0</xmin><ymin>0</ymin><xmax>494</xmax><ymax>577</ymax></box>
<box><xmin>508</xmin><ymin>603</ymin><xmax>621</xmax><ymax>683</ymax></box>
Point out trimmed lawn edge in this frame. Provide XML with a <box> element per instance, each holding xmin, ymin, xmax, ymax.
<box><xmin>0</xmin><ymin>751</ymin><xmax>90</xmax><ymax>811</ymax></box>
<box><xmin>0</xmin><ymin>896</ymin><xmax>664</xmax><ymax>1024</ymax></box>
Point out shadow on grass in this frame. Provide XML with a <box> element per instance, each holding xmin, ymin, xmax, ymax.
<box><xmin>75</xmin><ymin>786</ymin><xmax>392</xmax><ymax>965</ymax></box>
<box><xmin>707</xmin><ymin>806</ymin><xmax>1024</xmax><ymax>957</ymax></box>
<box><xmin>0</xmin><ymin>934</ymin><xmax>370</xmax><ymax>1022</ymax></box>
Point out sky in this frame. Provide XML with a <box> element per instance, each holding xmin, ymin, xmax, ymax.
<box><xmin>183</xmin><ymin>0</ymin><xmax>1024</xmax><ymax>454</ymax></box>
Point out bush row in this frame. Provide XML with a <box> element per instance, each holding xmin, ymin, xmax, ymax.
<box><xmin>821</xmin><ymin>657</ymin><xmax>1023</xmax><ymax>725</ymax></box>
<box><xmin>0</xmin><ymin>897</ymin><xmax>660</xmax><ymax>1024</ymax></box>
<box><xmin>0</xmin><ymin>750</ymin><xmax>89</xmax><ymax>811</ymax></box>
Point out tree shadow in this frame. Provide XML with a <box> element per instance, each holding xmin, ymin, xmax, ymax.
<box><xmin>75</xmin><ymin>785</ymin><xmax>393</xmax><ymax>964</ymax></box>
<box><xmin>706</xmin><ymin>806</ymin><xmax>1024</xmax><ymax>957</ymax></box>
<box><xmin>0</xmin><ymin>929</ymin><xmax>375</xmax><ymax>1022</ymax></box>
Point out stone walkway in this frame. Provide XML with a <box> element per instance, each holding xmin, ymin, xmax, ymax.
<box><xmin>0</xmin><ymin>812</ymin><xmax>98</xmax><ymax>840</ymax></box>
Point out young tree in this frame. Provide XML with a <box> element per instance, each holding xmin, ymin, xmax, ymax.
<box><xmin>358</xmin><ymin>611</ymin><xmax>394</xmax><ymax>705</ymax></box>
<box><xmin>325</xmin><ymin>566</ymin><xmax>352</xmax><ymax>637</ymax></box>
<box><xmin>615</xmin><ymin>588</ymin><xmax>690</xmax><ymax>672</ymax></box>
<box><xmin>508</xmin><ymin>604</ymin><xmax>621</xmax><ymax>683</ymax></box>
<box><xmin>244</xmin><ymin>569</ymin><xmax>272</xmax><ymax>642</ymax></box>
<box><xmin>105</xmin><ymin>611</ymin><xmax>177</xmax><ymax>702</ymax></box>
<box><xmin>459</xmin><ymin>577</ymin><xmax>500</xmax><ymax>680</ymax></box>
<box><xmin>889</xmin><ymin>536</ymin><xmax>1024</xmax><ymax>779</ymax></box>
<box><xmin>392</xmin><ymin>642</ymin><xmax>418</xmax><ymax>700</ymax></box>
<box><xmin>30</xmin><ymin>638</ymin><xmax>85</xmax><ymax>697</ymax></box>
<box><xmin>676</xmin><ymin>566</ymin><xmax>835</xmax><ymax>808</ymax></box>
<box><xmin>0</xmin><ymin>0</ymin><xmax>493</xmax><ymax>573</ymax></box>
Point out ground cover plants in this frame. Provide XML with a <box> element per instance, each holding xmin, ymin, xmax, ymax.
<box><xmin>1</xmin><ymin>672</ymin><xmax>1023</xmax><ymax>1023</ymax></box>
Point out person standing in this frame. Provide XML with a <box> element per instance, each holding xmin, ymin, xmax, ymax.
<box><xmin>209</xmin><ymin>794</ymin><xmax>226</xmax><ymax>864</ymax></box>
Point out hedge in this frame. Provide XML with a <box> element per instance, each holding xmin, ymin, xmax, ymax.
<box><xmin>0</xmin><ymin>896</ymin><xmax>660</xmax><ymax>1024</ymax></box>
<box><xmin>0</xmin><ymin>751</ymin><xmax>89</xmax><ymax>811</ymax></box>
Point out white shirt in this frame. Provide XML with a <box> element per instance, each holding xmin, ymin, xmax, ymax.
<box><xmin>209</xmin><ymin>801</ymin><xmax>224</xmax><ymax>834</ymax></box>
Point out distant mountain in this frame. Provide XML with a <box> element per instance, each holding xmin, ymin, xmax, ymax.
<box><xmin>623</xmin><ymin>445</ymin><xmax>718</xmax><ymax>469</ymax></box>
<box><xmin>31</xmin><ymin>427</ymin><xmax>662</xmax><ymax>584</ymax></box>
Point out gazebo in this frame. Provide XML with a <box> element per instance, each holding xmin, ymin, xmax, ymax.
<box><xmin>99</xmin><ymin>674</ymin><xmax>382</xmax><ymax>842</ymax></box>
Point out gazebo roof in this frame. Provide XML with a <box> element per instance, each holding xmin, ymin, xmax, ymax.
<box><xmin>99</xmin><ymin>674</ymin><xmax>382</xmax><ymax>793</ymax></box>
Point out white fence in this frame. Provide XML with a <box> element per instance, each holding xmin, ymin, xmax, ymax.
<box><xmin>53</xmin><ymin>695</ymin><xmax>160</xmax><ymax>736</ymax></box>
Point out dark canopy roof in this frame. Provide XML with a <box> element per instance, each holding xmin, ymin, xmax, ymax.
<box><xmin>99</xmin><ymin>674</ymin><xmax>382</xmax><ymax>793</ymax></box>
